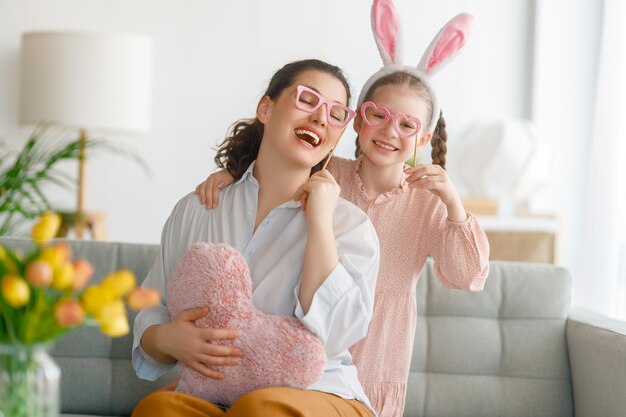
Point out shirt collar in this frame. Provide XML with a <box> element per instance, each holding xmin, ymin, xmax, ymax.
<box><xmin>234</xmin><ymin>160</ymin><xmax>257</xmax><ymax>185</ymax></box>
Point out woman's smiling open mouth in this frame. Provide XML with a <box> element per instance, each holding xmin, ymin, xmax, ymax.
<box><xmin>295</xmin><ymin>127</ymin><xmax>323</xmax><ymax>148</ymax></box>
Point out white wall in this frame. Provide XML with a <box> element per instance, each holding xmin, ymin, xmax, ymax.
<box><xmin>0</xmin><ymin>0</ymin><xmax>561</xmax><ymax>245</ymax></box>
<box><xmin>531</xmin><ymin>0</ymin><xmax>603</xmax><ymax>306</ymax></box>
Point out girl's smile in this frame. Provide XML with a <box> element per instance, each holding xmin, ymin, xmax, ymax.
<box><xmin>372</xmin><ymin>139</ymin><xmax>399</xmax><ymax>152</ymax></box>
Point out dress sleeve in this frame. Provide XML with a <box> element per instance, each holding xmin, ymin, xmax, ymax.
<box><xmin>294</xmin><ymin>205</ymin><xmax>380</xmax><ymax>357</ymax></box>
<box><xmin>427</xmin><ymin>199</ymin><xmax>490</xmax><ymax>291</ymax></box>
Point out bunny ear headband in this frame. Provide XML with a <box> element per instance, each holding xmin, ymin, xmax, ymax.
<box><xmin>358</xmin><ymin>0</ymin><xmax>474</xmax><ymax>134</ymax></box>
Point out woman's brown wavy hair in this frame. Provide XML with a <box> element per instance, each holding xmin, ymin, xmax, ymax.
<box><xmin>354</xmin><ymin>71</ymin><xmax>448</xmax><ymax>170</ymax></box>
<box><xmin>214</xmin><ymin>59</ymin><xmax>352</xmax><ymax>179</ymax></box>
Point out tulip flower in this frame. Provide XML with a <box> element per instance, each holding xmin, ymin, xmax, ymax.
<box><xmin>40</xmin><ymin>245</ymin><xmax>69</xmax><ymax>270</ymax></box>
<box><xmin>98</xmin><ymin>299</ymin><xmax>129</xmax><ymax>337</ymax></box>
<box><xmin>1</xmin><ymin>275</ymin><xmax>30</xmax><ymax>308</ymax></box>
<box><xmin>55</xmin><ymin>242</ymin><xmax>72</xmax><ymax>263</ymax></box>
<box><xmin>25</xmin><ymin>259</ymin><xmax>53</xmax><ymax>288</ymax></box>
<box><xmin>72</xmin><ymin>259</ymin><xmax>95</xmax><ymax>290</ymax></box>
<box><xmin>51</xmin><ymin>262</ymin><xmax>75</xmax><ymax>291</ymax></box>
<box><xmin>101</xmin><ymin>270</ymin><xmax>136</xmax><ymax>298</ymax></box>
<box><xmin>99</xmin><ymin>314</ymin><xmax>130</xmax><ymax>338</ymax></box>
<box><xmin>32</xmin><ymin>212</ymin><xmax>61</xmax><ymax>244</ymax></box>
<box><xmin>40</xmin><ymin>247</ymin><xmax>58</xmax><ymax>268</ymax></box>
<box><xmin>81</xmin><ymin>285</ymin><xmax>116</xmax><ymax>319</ymax></box>
<box><xmin>100</xmin><ymin>299</ymin><xmax>126</xmax><ymax>319</ymax></box>
<box><xmin>54</xmin><ymin>299</ymin><xmax>85</xmax><ymax>327</ymax></box>
<box><xmin>127</xmin><ymin>287</ymin><xmax>161</xmax><ymax>310</ymax></box>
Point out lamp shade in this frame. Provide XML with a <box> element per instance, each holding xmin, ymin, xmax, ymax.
<box><xmin>451</xmin><ymin>120</ymin><xmax>552</xmax><ymax>201</ymax></box>
<box><xmin>20</xmin><ymin>32</ymin><xmax>152</xmax><ymax>133</ymax></box>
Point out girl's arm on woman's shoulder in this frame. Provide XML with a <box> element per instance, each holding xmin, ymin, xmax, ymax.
<box><xmin>195</xmin><ymin>169</ymin><xmax>235</xmax><ymax>209</ymax></box>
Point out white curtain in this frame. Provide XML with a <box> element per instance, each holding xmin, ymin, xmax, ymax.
<box><xmin>575</xmin><ymin>0</ymin><xmax>626</xmax><ymax>319</ymax></box>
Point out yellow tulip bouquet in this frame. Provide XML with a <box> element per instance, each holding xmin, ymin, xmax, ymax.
<box><xmin>0</xmin><ymin>212</ymin><xmax>160</xmax><ymax>417</ymax></box>
<box><xmin>0</xmin><ymin>212</ymin><xmax>160</xmax><ymax>344</ymax></box>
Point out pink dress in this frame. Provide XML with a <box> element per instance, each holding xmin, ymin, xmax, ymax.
<box><xmin>327</xmin><ymin>157</ymin><xmax>490</xmax><ymax>417</ymax></box>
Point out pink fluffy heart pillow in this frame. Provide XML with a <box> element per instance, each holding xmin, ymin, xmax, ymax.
<box><xmin>166</xmin><ymin>242</ymin><xmax>326</xmax><ymax>406</ymax></box>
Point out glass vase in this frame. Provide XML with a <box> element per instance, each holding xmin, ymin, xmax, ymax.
<box><xmin>0</xmin><ymin>343</ymin><xmax>60</xmax><ymax>417</ymax></box>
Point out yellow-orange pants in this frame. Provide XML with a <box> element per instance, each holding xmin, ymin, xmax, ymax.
<box><xmin>131</xmin><ymin>387</ymin><xmax>373</xmax><ymax>417</ymax></box>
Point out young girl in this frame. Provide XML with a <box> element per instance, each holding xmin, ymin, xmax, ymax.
<box><xmin>195</xmin><ymin>5</ymin><xmax>489</xmax><ymax>417</ymax></box>
<box><xmin>132</xmin><ymin>59</ymin><xmax>380</xmax><ymax>417</ymax></box>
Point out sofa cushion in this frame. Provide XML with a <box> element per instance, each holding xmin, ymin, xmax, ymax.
<box><xmin>405</xmin><ymin>260</ymin><xmax>574</xmax><ymax>417</ymax></box>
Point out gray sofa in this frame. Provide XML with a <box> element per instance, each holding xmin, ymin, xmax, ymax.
<box><xmin>1</xmin><ymin>237</ymin><xmax>625</xmax><ymax>417</ymax></box>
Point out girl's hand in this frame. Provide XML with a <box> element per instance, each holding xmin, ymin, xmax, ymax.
<box><xmin>293</xmin><ymin>170</ymin><xmax>340</xmax><ymax>225</ymax></box>
<box><xmin>405</xmin><ymin>164</ymin><xmax>467</xmax><ymax>222</ymax></box>
<box><xmin>157</xmin><ymin>307</ymin><xmax>243</xmax><ymax>380</ymax></box>
<box><xmin>195</xmin><ymin>170</ymin><xmax>235</xmax><ymax>209</ymax></box>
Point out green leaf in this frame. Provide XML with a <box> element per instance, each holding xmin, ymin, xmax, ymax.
<box><xmin>0</xmin><ymin>255</ymin><xmax>8</xmax><ymax>276</ymax></box>
<box><xmin>4</xmin><ymin>248</ymin><xmax>25</xmax><ymax>273</ymax></box>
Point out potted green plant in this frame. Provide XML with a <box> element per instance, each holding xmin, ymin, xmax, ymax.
<box><xmin>0</xmin><ymin>125</ymin><xmax>148</xmax><ymax>236</ymax></box>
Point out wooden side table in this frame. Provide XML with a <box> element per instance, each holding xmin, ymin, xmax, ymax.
<box><xmin>58</xmin><ymin>211</ymin><xmax>108</xmax><ymax>241</ymax></box>
<box><xmin>477</xmin><ymin>215</ymin><xmax>560</xmax><ymax>264</ymax></box>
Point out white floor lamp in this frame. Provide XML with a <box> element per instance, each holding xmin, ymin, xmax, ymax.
<box><xmin>19</xmin><ymin>32</ymin><xmax>153</xmax><ymax>238</ymax></box>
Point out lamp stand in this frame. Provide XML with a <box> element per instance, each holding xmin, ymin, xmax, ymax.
<box><xmin>75</xmin><ymin>129</ymin><xmax>87</xmax><ymax>238</ymax></box>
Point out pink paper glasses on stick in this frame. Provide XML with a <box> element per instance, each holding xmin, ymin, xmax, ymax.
<box><xmin>360</xmin><ymin>101</ymin><xmax>423</xmax><ymax>164</ymax></box>
<box><xmin>294</xmin><ymin>85</ymin><xmax>356</xmax><ymax>169</ymax></box>
<box><xmin>360</xmin><ymin>101</ymin><xmax>422</xmax><ymax>139</ymax></box>
<box><xmin>295</xmin><ymin>85</ymin><xmax>355</xmax><ymax>128</ymax></box>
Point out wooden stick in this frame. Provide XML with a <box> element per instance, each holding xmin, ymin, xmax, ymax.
<box><xmin>322</xmin><ymin>147</ymin><xmax>336</xmax><ymax>171</ymax></box>
<box><xmin>412</xmin><ymin>135</ymin><xmax>418</xmax><ymax>167</ymax></box>
<box><xmin>321</xmin><ymin>127</ymin><xmax>348</xmax><ymax>170</ymax></box>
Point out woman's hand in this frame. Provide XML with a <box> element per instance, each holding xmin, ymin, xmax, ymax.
<box><xmin>147</xmin><ymin>307</ymin><xmax>243</xmax><ymax>380</ymax></box>
<box><xmin>293</xmin><ymin>170</ymin><xmax>340</xmax><ymax>225</ymax></box>
<box><xmin>195</xmin><ymin>170</ymin><xmax>235</xmax><ymax>209</ymax></box>
<box><xmin>405</xmin><ymin>164</ymin><xmax>467</xmax><ymax>222</ymax></box>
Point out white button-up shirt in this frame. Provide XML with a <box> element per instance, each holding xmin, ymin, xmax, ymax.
<box><xmin>132</xmin><ymin>161</ymin><xmax>380</xmax><ymax>413</ymax></box>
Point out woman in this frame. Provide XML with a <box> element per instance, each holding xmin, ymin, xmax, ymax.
<box><xmin>131</xmin><ymin>59</ymin><xmax>380</xmax><ymax>417</ymax></box>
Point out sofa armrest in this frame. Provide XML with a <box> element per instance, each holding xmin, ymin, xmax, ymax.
<box><xmin>566</xmin><ymin>308</ymin><xmax>626</xmax><ymax>417</ymax></box>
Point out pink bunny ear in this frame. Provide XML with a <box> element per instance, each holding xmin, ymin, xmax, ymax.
<box><xmin>417</xmin><ymin>13</ymin><xmax>473</xmax><ymax>75</ymax></box>
<box><xmin>372</xmin><ymin>0</ymin><xmax>401</xmax><ymax>65</ymax></box>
